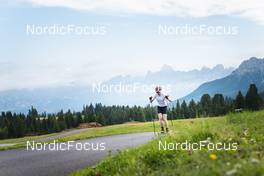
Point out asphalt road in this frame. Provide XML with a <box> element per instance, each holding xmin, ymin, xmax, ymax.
<box><xmin>0</xmin><ymin>128</ymin><xmax>92</xmax><ymax>147</ymax></box>
<box><xmin>0</xmin><ymin>132</ymin><xmax>154</xmax><ymax>176</ymax></box>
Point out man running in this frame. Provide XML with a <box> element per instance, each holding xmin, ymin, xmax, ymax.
<box><xmin>149</xmin><ymin>86</ymin><xmax>172</xmax><ymax>133</ymax></box>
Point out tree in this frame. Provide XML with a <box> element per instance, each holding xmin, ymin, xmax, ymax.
<box><xmin>144</xmin><ymin>105</ymin><xmax>156</xmax><ymax>121</ymax></box>
<box><xmin>0</xmin><ymin>127</ymin><xmax>8</xmax><ymax>139</ymax></box>
<box><xmin>5</xmin><ymin>112</ymin><xmax>20</xmax><ymax>138</ymax></box>
<box><xmin>83</xmin><ymin>104</ymin><xmax>95</xmax><ymax>122</ymax></box>
<box><xmin>245</xmin><ymin>84</ymin><xmax>262</xmax><ymax>110</ymax></box>
<box><xmin>65</xmin><ymin>110</ymin><xmax>74</xmax><ymax>128</ymax></box>
<box><xmin>57</xmin><ymin>110</ymin><xmax>66</xmax><ymax>131</ymax></box>
<box><xmin>211</xmin><ymin>94</ymin><xmax>225</xmax><ymax>116</ymax></box>
<box><xmin>260</xmin><ymin>92</ymin><xmax>264</xmax><ymax>107</ymax></box>
<box><xmin>175</xmin><ymin>100</ymin><xmax>181</xmax><ymax>119</ymax></box>
<box><xmin>27</xmin><ymin>106</ymin><xmax>38</xmax><ymax>133</ymax></box>
<box><xmin>235</xmin><ymin>91</ymin><xmax>245</xmax><ymax>109</ymax></box>
<box><xmin>196</xmin><ymin>102</ymin><xmax>203</xmax><ymax>117</ymax></box>
<box><xmin>225</xmin><ymin>96</ymin><xmax>234</xmax><ymax>112</ymax></box>
<box><xmin>181</xmin><ymin>101</ymin><xmax>189</xmax><ymax>118</ymax></box>
<box><xmin>200</xmin><ymin>94</ymin><xmax>211</xmax><ymax>116</ymax></box>
<box><xmin>95</xmin><ymin>113</ymin><xmax>105</xmax><ymax>125</ymax></box>
<box><xmin>0</xmin><ymin>112</ymin><xmax>5</xmax><ymax>128</ymax></box>
<box><xmin>260</xmin><ymin>92</ymin><xmax>264</xmax><ymax>100</ymax></box>
<box><xmin>188</xmin><ymin>99</ymin><xmax>197</xmax><ymax>118</ymax></box>
<box><xmin>41</xmin><ymin>117</ymin><xmax>48</xmax><ymax>133</ymax></box>
<box><xmin>75</xmin><ymin>112</ymin><xmax>83</xmax><ymax>126</ymax></box>
<box><xmin>36</xmin><ymin>117</ymin><xmax>41</xmax><ymax>133</ymax></box>
<box><xmin>16</xmin><ymin>113</ymin><xmax>26</xmax><ymax>137</ymax></box>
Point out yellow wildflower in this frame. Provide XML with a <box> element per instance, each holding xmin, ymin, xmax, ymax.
<box><xmin>209</xmin><ymin>153</ymin><xmax>217</xmax><ymax>160</ymax></box>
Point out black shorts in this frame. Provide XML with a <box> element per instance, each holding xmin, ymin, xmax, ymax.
<box><xmin>157</xmin><ymin>106</ymin><xmax>167</xmax><ymax>114</ymax></box>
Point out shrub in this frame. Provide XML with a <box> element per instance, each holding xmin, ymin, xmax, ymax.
<box><xmin>0</xmin><ymin>127</ymin><xmax>8</xmax><ymax>139</ymax></box>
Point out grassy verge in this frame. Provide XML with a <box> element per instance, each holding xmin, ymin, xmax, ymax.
<box><xmin>56</xmin><ymin>122</ymin><xmax>154</xmax><ymax>143</ymax></box>
<box><xmin>0</xmin><ymin>121</ymin><xmax>155</xmax><ymax>150</ymax></box>
<box><xmin>0</xmin><ymin>133</ymin><xmax>58</xmax><ymax>144</ymax></box>
<box><xmin>0</xmin><ymin>132</ymin><xmax>63</xmax><ymax>150</ymax></box>
<box><xmin>72</xmin><ymin>110</ymin><xmax>264</xmax><ymax>176</ymax></box>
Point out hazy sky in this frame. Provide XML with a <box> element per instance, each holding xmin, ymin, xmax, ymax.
<box><xmin>0</xmin><ymin>0</ymin><xmax>264</xmax><ymax>91</ymax></box>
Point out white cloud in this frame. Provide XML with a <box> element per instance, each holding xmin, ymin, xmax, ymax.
<box><xmin>19</xmin><ymin>0</ymin><xmax>264</xmax><ymax>25</ymax></box>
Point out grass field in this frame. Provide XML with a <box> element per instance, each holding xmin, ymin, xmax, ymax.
<box><xmin>56</xmin><ymin>122</ymin><xmax>154</xmax><ymax>143</ymax></box>
<box><xmin>0</xmin><ymin>117</ymin><xmax>218</xmax><ymax>150</ymax></box>
<box><xmin>0</xmin><ymin>121</ymin><xmax>155</xmax><ymax>150</ymax></box>
<box><xmin>0</xmin><ymin>132</ymin><xmax>63</xmax><ymax>150</ymax></box>
<box><xmin>72</xmin><ymin>110</ymin><xmax>264</xmax><ymax>176</ymax></box>
<box><xmin>0</xmin><ymin>133</ymin><xmax>58</xmax><ymax>145</ymax></box>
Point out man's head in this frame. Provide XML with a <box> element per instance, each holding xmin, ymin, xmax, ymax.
<box><xmin>155</xmin><ymin>86</ymin><xmax>162</xmax><ymax>94</ymax></box>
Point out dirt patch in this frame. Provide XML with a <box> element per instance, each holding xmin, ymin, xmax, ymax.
<box><xmin>79</xmin><ymin>122</ymin><xmax>102</xmax><ymax>128</ymax></box>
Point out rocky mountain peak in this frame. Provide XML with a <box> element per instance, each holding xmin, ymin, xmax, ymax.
<box><xmin>234</xmin><ymin>57</ymin><xmax>264</xmax><ymax>75</ymax></box>
<box><xmin>160</xmin><ymin>64</ymin><xmax>174</xmax><ymax>72</ymax></box>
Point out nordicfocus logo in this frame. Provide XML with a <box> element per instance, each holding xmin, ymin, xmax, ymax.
<box><xmin>27</xmin><ymin>140</ymin><xmax>106</xmax><ymax>151</ymax></box>
<box><xmin>159</xmin><ymin>140</ymin><xmax>238</xmax><ymax>151</ymax></box>
<box><xmin>92</xmin><ymin>82</ymin><xmax>172</xmax><ymax>94</ymax></box>
<box><xmin>158</xmin><ymin>24</ymin><xmax>239</xmax><ymax>36</ymax></box>
<box><xmin>26</xmin><ymin>24</ymin><xmax>107</xmax><ymax>36</ymax></box>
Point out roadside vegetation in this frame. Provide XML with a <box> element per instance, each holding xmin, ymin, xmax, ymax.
<box><xmin>72</xmin><ymin>110</ymin><xmax>264</xmax><ymax>176</ymax></box>
<box><xmin>0</xmin><ymin>122</ymin><xmax>154</xmax><ymax>150</ymax></box>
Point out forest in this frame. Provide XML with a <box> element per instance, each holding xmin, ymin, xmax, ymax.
<box><xmin>0</xmin><ymin>84</ymin><xmax>263</xmax><ymax>139</ymax></box>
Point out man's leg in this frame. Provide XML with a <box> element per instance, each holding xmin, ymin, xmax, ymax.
<box><xmin>158</xmin><ymin>113</ymin><xmax>164</xmax><ymax>132</ymax></box>
<box><xmin>162</xmin><ymin>114</ymin><xmax>169</xmax><ymax>133</ymax></box>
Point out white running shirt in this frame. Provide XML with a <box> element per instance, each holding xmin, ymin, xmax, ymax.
<box><xmin>152</xmin><ymin>93</ymin><xmax>167</xmax><ymax>107</ymax></box>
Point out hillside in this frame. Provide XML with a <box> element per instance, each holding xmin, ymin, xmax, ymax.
<box><xmin>261</xmin><ymin>92</ymin><xmax>264</xmax><ymax>99</ymax></box>
<box><xmin>181</xmin><ymin>57</ymin><xmax>264</xmax><ymax>101</ymax></box>
<box><xmin>72</xmin><ymin>110</ymin><xmax>264</xmax><ymax>176</ymax></box>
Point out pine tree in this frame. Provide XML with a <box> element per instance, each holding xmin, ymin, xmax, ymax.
<box><xmin>0</xmin><ymin>113</ymin><xmax>4</xmax><ymax>128</ymax></box>
<box><xmin>212</xmin><ymin>94</ymin><xmax>225</xmax><ymax>116</ymax></box>
<box><xmin>57</xmin><ymin>110</ymin><xmax>66</xmax><ymax>131</ymax></box>
<box><xmin>27</xmin><ymin>106</ymin><xmax>38</xmax><ymax>133</ymax></box>
<box><xmin>181</xmin><ymin>101</ymin><xmax>189</xmax><ymax>118</ymax></box>
<box><xmin>6</xmin><ymin>112</ymin><xmax>15</xmax><ymax>138</ymax></box>
<box><xmin>95</xmin><ymin>113</ymin><xmax>105</xmax><ymax>125</ymax></box>
<box><xmin>0</xmin><ymin>127</ymin><xmax>8</xmax><ymax>139</ymax></box>
<box><xmin>65</xmin><ymin>110</ymin><xmax>74</xmax><ymax>128</ymax></box>
<box><xmin>245</xmin><ymin>84</ymin><xmax>262</xmax><ymax>110</ymax></box>
<box><xmin>41</xmin><ymin>117</ymin><xmax>48</xmax><ymax>133</ymax></box>
<box><xmin>176</xmin><ymin>100</ymin><xmax>181</xmax><ymax>118</ymax></box>
<box><xmin>235</xmin><ymin>91</ymin><xmax>245</xmax><ymax>109</ymax></box>
<box><xmin>16</xmin><ymin>113</ymin><xmax>26</xmax><ymax>137</ymax></box>
<box><xmin>188</xmin><ymin>99</ymin><xmax>197</xmax><ymax>118</ymax></box>
<box><xmin>75</xmin><ymin>112</ymin><xmax>83</xmax><ymax>126</ymax></box>
<box><xmin>200</xmin><ymin>94</ymin><xmax>211</xmax><ymax>116</ymax></box>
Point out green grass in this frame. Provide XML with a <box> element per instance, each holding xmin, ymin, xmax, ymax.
<box><xmin>0</xmin><ymin>132</ymin><xmax>63</xmax><ymax>150</ymax></box>
<box><xmin>72</xmin><ymin>110</ymin><xmax>264</xmax><ymax>176</ymax></box>
<box><xmin>0</xmin><ymin>122</ymin><xmax>155</xmax><ymax>150</ymax></box>
<box><xmin>0</xmin><ymin>117</ymin><xmax>237</xmax><ymax>151</ymax></box>
<box><xmin>0</xmin><ymin>133</ymin><xmax>57</xmax><ymax>144</ymax></box>
<box><xmin>56</xmin><ymin>122</ymin><xmax>154</xmax><ymax>143</ymax></box>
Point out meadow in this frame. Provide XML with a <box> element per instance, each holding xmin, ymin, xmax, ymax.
<box><xmin>0</xmin><ymin>120</ymin><xmax>154</xmax><ymax>150</ymax></box>
<box><xmin>72</xmin><ymin>110</ymin><xmax>264</xmax><ymax>176</ymax></box>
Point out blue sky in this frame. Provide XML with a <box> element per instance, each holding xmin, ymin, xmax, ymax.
<box><xmin>0</xmin><ymin>1</ymin><xmax>264</xmax><ymax>91</ymax></box>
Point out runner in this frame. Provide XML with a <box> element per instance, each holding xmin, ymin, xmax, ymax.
<box><xmin>149</xmin><ymin>86</ymin><xmax>172</xmax><ymax>133</ymax></box>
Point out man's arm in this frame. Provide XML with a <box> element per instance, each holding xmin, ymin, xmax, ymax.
<box><xmin>149</xmin><ymin>95</ymin><xmax>156</xmax><ymax>103</ymax></box>
<box><xmin>149</xmin><ymin>96</ymin><xmax>153</xmax><ymax>103</ymax></box>
<box><xmin>165</xmin><ymin>95</ymin><xmax>172</xmax><ymax>102</ymax></box>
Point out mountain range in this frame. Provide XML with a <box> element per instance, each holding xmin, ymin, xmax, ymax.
<box><xmin>0</xmin><ymin>63</ymin><xmax>233</xmax><ymax>113</ymax></box>
<box><xmin>181</xmin><ymin>57</ymin><xmax>264</xmax><ymax>101</ymax></box>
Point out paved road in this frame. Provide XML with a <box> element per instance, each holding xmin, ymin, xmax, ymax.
<box><xmin>35</xmin><ymin>128</ymin><xmax>93</xmax><ymax>142</ymax></box>
<box><xmin>0</xmin><ymin>132</ymin><xmax>154</xmax><ymax>176</ymax></box>
<box><xmin>0</xmin><ymin>128</ymin><xmax>92</xmax><ymax>147</ymax></box>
